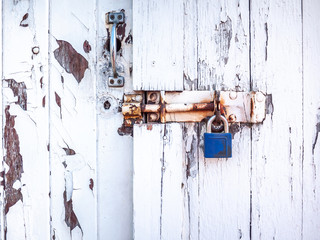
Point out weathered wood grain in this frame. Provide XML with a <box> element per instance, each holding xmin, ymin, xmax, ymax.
<box><xmin>96</xmin><ymin>0</ymin><xmax>134</xmax><ymax>239</ymax></box>
<box><xmin>2</xmin><ymin>1</ymin><xmax>50</xmax><ymax>239</ymax></box>
<box><xmin>133</xmin><ymin>0</ymin><xmax>184</xmax><ymax>91</ymax></box>
<box><xmin>251</xmin><ymin>1</ymin><xmax>303</xmax><ymax>239</ymax></box>
<box><xmin>49</xmin><ymin>0</ymin><xmax>97</xmax><ymax>239</ymax></box>
<box><xmin>303</xmin><ymin>0</ymin><xmax>320</xmax><ymax>238</ymax></box>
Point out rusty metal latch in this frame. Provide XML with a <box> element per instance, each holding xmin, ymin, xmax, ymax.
<box><xmin>122</xmin><ymin>91</ymin><xmax>266</xmax><ymax>127</ymax></box>
<box><xmin>106</xmin><ymin>12</ymin><xmax>125</xmax><ymax>87</ymax></box>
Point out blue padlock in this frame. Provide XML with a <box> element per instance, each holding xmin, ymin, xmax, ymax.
<box><xmin>204</xmin><ymin>115</ymin><xmax>232</xmax><ymax>158</ymax></box>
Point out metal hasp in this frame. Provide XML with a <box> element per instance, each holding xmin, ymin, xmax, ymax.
<box><xmin>122</xmin><ymin>91</ymin><xmax>267</xmax><ymax>127</ymax></box>
<box><xmin>105</xmin><ymin>12</ymin><xmax>125</xmax><ymax>87</ymax></box>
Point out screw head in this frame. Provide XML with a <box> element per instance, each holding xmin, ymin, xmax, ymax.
<box><xmin>117</xmin><ymin>79</ymin><xmax>122</xmax><ymax>84</ymax></box>
<box><xmin>228</xmin><ymin>114</ymin><xmax>237</xmax><ymax>122</ymax></box>
<box><xmin>110</xmin><ymin>79</ymin><xmax>115</xmax><ymax>84</ymax></box>
<box><xmin>117</xmin><ymin>15</ymin><xmax>122</xmax><ymax>20</ymax></box>
<box><xmin>110</xmin><ymin>14</ymin><xmax>115</xmax><ymax>20</ymax></box>
<box><xmin>32</xmin><ymin>47</ymin><xmax>40</xmax><ymax>54</ymax></box>
<box><xmin>229</xmin><ymin>92</ymin><xmax>237</xmax><ymax>100</ymax></box>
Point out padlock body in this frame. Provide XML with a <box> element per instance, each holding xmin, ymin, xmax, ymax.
<box><xmin>204</xmin><ymin>133</ymin><xmax>232</xmax><ymax>158</ymax></box>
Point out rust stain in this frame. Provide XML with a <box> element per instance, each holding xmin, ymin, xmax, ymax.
<box><xmin>20</xmin><ymin>13</ymin><xmax>29</xmax><ymax>27</ymax></box>
<box><xmin>54</xmin><ymin>40</ymin><xmax>88</xmax><ymax>83</ymax></box>
<box><xmin>89</xmin><ymin>179</ymin><xmax>94</xmax><ymax>191</ymax></box>
<box><xmin>5</xmin><ymin>79</ymin><xmax>27</xmax><ymax>110</ymax></box>
<box><xmin>4</xmin><ymin>106</ymin><xmax>23</xmax><ymax>214</ymax></box>
<box><xmin>83</xmin><ymin>40</ymin><xmax>91</xmax><ymax>53</ymax></box>
<box><xmin>63</xmin><ymin>190</ymin><xmax>82</xmax><ymax>233</ymax></box>
<box><xmin>147</xmin><ymin>124</ymin><xmax>153</xmax><ymax>131</ymax></box>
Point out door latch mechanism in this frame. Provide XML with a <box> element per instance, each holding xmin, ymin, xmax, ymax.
<box><xmin>106</xmin><ymin>12</ymin><xmax>125</xmax><ymax>87</ymax></box>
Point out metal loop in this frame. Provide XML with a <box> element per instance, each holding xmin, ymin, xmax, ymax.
<box><xmin>110</xmin><ymin>23</ymin><xmax>117</xmax><ymax>78</ymax></box>
<box><xmin>207</xmin><ymin>115</ymin><xmax>229</xmax><ymax>133</ymax></box>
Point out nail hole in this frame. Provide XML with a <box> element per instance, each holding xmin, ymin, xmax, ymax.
<box><xmin>104</xmin><ymin>100</ymin><xmax>111</xmax><ymax>110</ymax></box>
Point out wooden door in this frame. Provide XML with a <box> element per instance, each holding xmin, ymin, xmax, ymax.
<box><xmin>132</xmin><ymin>0</ymin><xmax>320</xmax><ymax>240</ymax></box>
<box><xmin>0</xmin><ymin>0</ymin><xmax>320</xmax><ymax>240</ymax></box>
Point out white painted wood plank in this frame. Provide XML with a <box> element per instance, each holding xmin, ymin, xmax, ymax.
<box><xmin>196</xmin><ymin>1</ymin><xmax>251</xmax><ymax>239</ymax></box>
<box><xmin>2</xmin><ymin>0</ymin><xmax>50</xmax><ymax>239</ymax></box>
<box><xmin>49</xmin><ymin>0</ymin><xmax>97</xmax><ymax>239</ymax></box>
<box><xmin>133</xmin><ymin>0</ymin><xmax>184</xmax><ymax>91</ymax></box>
<box><xmin>183</xmin><ymin>123</ymin><xmax>199</xmax><ymax>240</ymax></box>
<box><xmin>161</xmin><ymin>123</ymin><xmax>185</xmax><ymax>239</ymax></box>
<box><xmin>197</xmin><ymin>0</ymin><xmax>250</xmax><ymax>91</ymax></box>
<box><xmin>96</xmin><ymin>1</ymin><xmax>134</xmax><ymax>239</ymax></box>
<box><xmin>183</xmin><ymin>0</ymin><xmax>198</xmax><ymax>91</ymax></box>
<box><xmin>133</xmin><ymin>124</ymin><xmax>163</xmax><ymax>240</ymax></box>
<box><xmin>251</xmin><ymin>1</ymin><xmax>303</xmax><ymax>239</ymax></box>
<box><xmin>303</xmin><ymin>0</ymin><xmax>320</xmax><ymax>238</ymax></box>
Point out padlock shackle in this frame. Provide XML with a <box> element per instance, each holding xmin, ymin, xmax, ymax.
<box><xmin>207</xmin><ymin>115</ymin><xmax>229</xmax><ymax>133</ymax></box>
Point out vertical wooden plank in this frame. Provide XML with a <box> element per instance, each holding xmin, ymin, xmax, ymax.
<box><xmin>303</xmin><ymin>0</ymin><xmax>320</xmax><ymax>238</ymax></box>
<box><xmin>183</xmin><ymin>0</ymin><xmax>198</xmax><ymax>91</ymax></box>
<box><xmin>183</xmin><ymin>123</ymin><xmax>199</xmax><ymax>240</ymax></box>
<box><xmin>0</xmin><ymin>0</ymin><xmax>3</xmax><ymax>238</ymax></box>
<box><xmin>49</xmin><ymin>0</ymin><xmax>97</xmax><ymax>239</ymax></box>
<box><xmin>197</xmin><ymin>0</ymin><xmax>250</xmax><ymax>90</ymax></box>
<box><xmin>133</xmin><ymin>0</ymin><xmax>184</xmax><ymax>91</ymax></box>
<box><xmin>133</xmin><ymin>123</ymin><xmax>187</xmax><ymax>239</ymax></box>
<box><xmin>2</xmin><ymin>0</ymin><xmax>50</xmax><ymax>239</ymax></box>
<box><xmin>161</xmin><ymin>123</ymin><xmax>185</xmax><ymax>239</ymax></box>
<box><xmin>133</xmin><ymin>124</ymin><xmax>163</xmax><ymax>240</ymax></box>
<box><xmin>196</xmin><ymin>1</ymin><xmax>251</xmax><ymax>239</ymax></box>
<box><xmin>96</xmin><ymin>0</ymin><xmax>133</xmax><ymax>239</ymax></box>
<box><xmin>251</xmin><ymin>1</ymin><xmax>303</xmax><ymax>239</ymax></box>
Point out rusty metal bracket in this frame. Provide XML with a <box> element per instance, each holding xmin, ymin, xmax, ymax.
<box><xmin>122</xmin><ymin>91</ymin><xmax>266</xmax><ymax>126</ymax></box>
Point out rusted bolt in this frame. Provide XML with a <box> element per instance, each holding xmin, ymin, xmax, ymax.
<box><xmin>228</xmin><ymin>114</ymin><xmax>237</xmax><ymax>122</ymax></box>
<box><xmin>149</xmin><ymin>113</ymin><xmax>159</xmax><ymax>122</ymax></box>
<box><xmin>148</xmin><ymin>92</ymin><xmax>158</xmax><ymax>102</ymax></box>
<box><xmin>110</xmin><ymin>78</ymin><xmax>115</xmax><ymax>84</ymax></box>
<box><xmin>32</xmin><ymin>46</ymin><xmax>40</xmax><ymax>54</ymax></box>
<box><xmin>125</xmin><ymin>119</ymin><xmax>132</xmax><ymax>125</ymax></box>
<box><xmin>256</xmin><ymin>92</ymin><xmax>264</xmax><ymax>102</ymax></box>
<box><xmin>229</xmin><ymin>91</ymin><xmax>237</xmax><ymax>100</ymax></box>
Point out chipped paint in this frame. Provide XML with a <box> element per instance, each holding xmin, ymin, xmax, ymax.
<box><xmin>42</xmin><ymin>96</ymin><xmax>46</xmax><ymax>107</ymax></box>
<box><xmin>4</xmin><ymin>106</ymin><xmax>23</xmax><ymax>214</ymax></box>
<box><xmin>20</xmin><ymin>13</ymin><xmax>29</xmax><ymax>27</ymax></box>
<box><xmin>55</xmin><ymin>92</ymin><xmax>62</xmax><ymax>118</ymax></box>
<box><xmin>54</xmin><ymin>40</ymin><xmax>88</xmax><ymax>83</ymax></box>
<box><xmin>63</xmin><ymin>147</ymin><xmax>76</xmax><ymax>156</ymax></box>
<box><xmin>125</xmin><ymin>30</ymin><xmax>132</xmax><ymax>44</ymax></box>
<box><xmin>83</xmin><ymin>40</ymin><xmax>92</xmax><ymax>53</ymax></box>
<box><xmin>5</xmin><ymin>79</ymin><xmax>27</xmax><ymax>111</ymax></box>
<box><xmin>63</xmin><ymin>190</ymin><xmax>82</xmax><ymax>233</ymax></box>
<box><xmin>89</xmin><ymin>179</ymin><xmax>94</xmax><ymax>191</ymax></box>
<box><xmin>216</xmin><ymin>17</ymin><xmax>232</xmax><ymax>65</ymax></box>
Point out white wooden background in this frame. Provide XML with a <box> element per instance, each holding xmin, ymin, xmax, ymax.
<box><xmin>0</xmin><ymin>0</ymin><xmax>319</xmax><ymax>240</ymax></box>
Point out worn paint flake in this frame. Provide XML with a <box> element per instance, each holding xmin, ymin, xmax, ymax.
<box><xmin>216</xmin><ymin>17</ymin><xmax>232</xmax><ymax>65</ymax></box>
<box><xmin>20</xmin><ymin>13</ymin><xmax>29</xmax><ymax>27</ymax></box>
<box><xmin>4</xmin><ymin>106</ymin><xmax>23</xmax><ymax>214</ymax></box>
<box><xmin>63</xmin><ymin>190</ymin><xmax>82</xmax><ymax>233</ymax></box>
<box><xmin>89</xmin><ymin>179</ymin><xmax>94</xmax><ymax>191</ymax></box>
<box><xmin>83</xmin><ymin>40</ymin><xmax>91</xmax><ymax>53</ymax></box>
<box><xmin>63</xmin><ymin>147</ymin><xmax>76</xmax><ymax>156</ymax></box>
<box><xmin>54</xmin><ymin>40</ymin><xmax>88</xmax><ymax>83</ymax></box>
<box><xmin>5</xmin><ymin>79</ymin><xmax>27</xmax><ymax>110</ymax></box>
